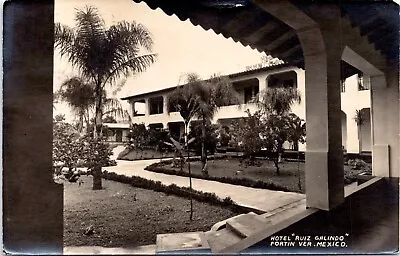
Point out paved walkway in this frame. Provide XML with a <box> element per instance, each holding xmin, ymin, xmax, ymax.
<box><xmin>103</xmin><ymin>159</ymin><xmax>306</xmax><ymax>213</ymax></box>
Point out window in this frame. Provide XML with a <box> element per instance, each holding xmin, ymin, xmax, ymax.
<box><xmin>358</xmin><ymin>73</ymin><xmax>370</xmax><ymax>91</ymax></box>
<box><xmin>149</xmin><ymin>97</ymin><xmax>164</xmax><ymax>115</ymax></box>
<box><xmin>340</xmin><ymin>79</ymin><xmax>346</xmax><ymax>93</ymax></box>
<box><xmin>244</xmin><ymin>85</ymin><xmax>259</xmax><ymax>103</ymax></box>
<box><xmin>283</xmin><ymin>79</ymin><xmax>295</xmax><ymax>88</ymax></box>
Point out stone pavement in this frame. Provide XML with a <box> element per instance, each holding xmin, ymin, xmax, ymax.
<box><xmin>103</xmin><ymin>159</ymin><xmax>306</xmax><ymax>213</ymax></box>
<box><xmin>64</xmin><ymin>244</ymin><xmax>156</xmax><ymax>255</ymax></box>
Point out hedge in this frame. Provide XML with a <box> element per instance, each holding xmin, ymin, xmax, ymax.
<box><xmin>144</xmin><ymin>162</ymin><xmax>293</xmax><ymax>193</ymax></box>
<box><xmin>101</xmin><ymin>170</ymin><xmax>247</xmax><ymax>213</ymax></box>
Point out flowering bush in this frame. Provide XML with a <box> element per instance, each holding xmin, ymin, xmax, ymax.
<box><xmin>53</xmin><ymin>119</ymin><xmax>116</xmax><ymax>182</ymax></box>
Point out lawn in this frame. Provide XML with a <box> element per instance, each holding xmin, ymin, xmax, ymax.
<box><xmin>64</xmin><ymin>176</ymin><xmax>238</xmax><ymax>248</ymax></box>
<box><xmin>149</xmin><ymin>158</ymin><xmax>367</xmax><ymax>193</ymax></box>
<box><xmin>118</xmin><ymin>147</ymin><xmax>196</xmax><ymax>161</ymax></box>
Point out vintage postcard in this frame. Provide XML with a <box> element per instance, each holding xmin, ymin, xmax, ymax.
<box><xmin>3</xmin><ymin>0</ymin><xmax>399</xmax><ymax>254</ymax></box>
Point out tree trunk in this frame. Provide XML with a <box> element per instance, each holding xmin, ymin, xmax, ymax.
<box><xmin>92</xmin><ymin>86</ymin><xmax>103</xmax><ymax>190</ymax></box>
<box><xmin>185</xmin><ymin>122</ymin><xmax>193</xmax><ymax>221</ymax></box>
<box><xmin>297</xmin><ymin>146</ymin><xmax>301</xmax><ymax>191</ymax></box>
<box><xmin>78</xmin><ymin>110</ymin><xmax>84</xmax><ymax>133</ymax></box>
<box><xmin>358</xmin><ymin>125</ymin><xmax>363</xmax><ymax>155</ymax></box>
<box><xmin>273</xmin><ymin>157</ymin><xmax>280</xmax><ymax>176</ymax></box>
<box><xmin>201</xmin><ymin>118</ymin><xmax>208</xmax><ymax>176</ymax></box>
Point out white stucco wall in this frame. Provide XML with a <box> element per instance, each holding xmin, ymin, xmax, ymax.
<box><xmin>126</xmin><ymin>67</ymin><xmax>371</xmax><ymax>153</ymax></box>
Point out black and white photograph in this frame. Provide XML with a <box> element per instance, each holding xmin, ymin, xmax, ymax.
<box><xmin>3</xmin><ymin>0</ymin><xmax>400</xmax><ymax>254</ymax></box>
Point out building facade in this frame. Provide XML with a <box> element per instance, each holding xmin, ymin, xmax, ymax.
<box><xmin>103</xmin><ymin>123</ymin><xmax>130</xmax><ymax>143</ymax></box>
<box><xmin>122</xmin><ymin>64</ymin><xmax>371</xmax><ymax>154</ymax></box>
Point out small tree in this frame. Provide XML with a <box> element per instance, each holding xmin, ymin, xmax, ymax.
<box><xmin>286</xmin><ymin>113</ymin><xmax>306</xmax><ymax>190</ymax></box>
<box><xmin>188</xmin><ymin>122</ymin><xmax>219</xmax><ymax>157</ymax></box>
<box><xmin>81</xmin><ymin>135</ymin><xmax>114</xmax><ymax>179</ymax></box>
<box><xmin>127</xmin><ymin>123</ymin><xmax>149</xmax><ymax>158</ymax></box>
<box><xmin>262</xmin><ymin>113</ymin><xmax>291</xmax><ymax>175</ymax></box>
<box><xmin>232</xmin><ymin>110</ymin><xmax>265</xmax><ymax>164</ymax></box>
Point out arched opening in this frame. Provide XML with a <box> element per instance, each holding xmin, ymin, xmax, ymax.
<box><xmin>266</xmin><ymin>71</ymin><xmax>298</xmax><ymax>89</ymax></box>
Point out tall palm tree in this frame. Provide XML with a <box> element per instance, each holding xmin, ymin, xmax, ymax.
<box><xmin>171</xmin><ymin>73</ymin><xmax>239</xmax><ymax>174</ymax></box>
<box><xmin>168</xmin><ymin>74</ymin><xmax>202</xmax><ymax>221</ymax></box>
<box><xmin>55</xmin><ymin>6</ymin><xmax>157</xmax><ymax>190</ymax></box>
<box><xmin>56</xmin><ymin>76</ymin><xmax>95</xmax><ymax>133</ymax></box>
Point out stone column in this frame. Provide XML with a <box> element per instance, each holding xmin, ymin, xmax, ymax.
<box><xmin>299</xmin><ymin>23</ymin><xmax>345</xmax><ymax>210</ymax></box>
<box><xmin>370</xmin><ymin>73</ymin><xmax>399</xmax><ymax>177</ymax></box>
<box><xmin>144</xmin><ymin>98</ymin><xmax>150</xmax><ymax>116</ymax></box>
<box><xmin>131</xmin><ymin>100</ymin><xmax>136</xmax><ymax>117</ymax></box>
<box><xmin>257</xmin><ymin>76</ymin><xmax>267</xmax><ymax>102</ymax></box>
<box><xmin>163</xmin><ymin>95</ymin><xmax>169</xmax><ymax>115</ymax></box>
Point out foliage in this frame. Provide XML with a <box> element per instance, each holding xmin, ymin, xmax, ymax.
<box><xmin>257</xmin><ymin>87</ymin><xmax>301</xmax><ymax>116</ymax></box>
<box><xmin>144</xmin><ymin>161</ymin><xmax>293</xmax><ymax>192</ymax></box>
<box><xmin>231</xmin><ymin>110</ymin><xmax>266</xmax><ymax>161</ymax></box>
<box><xmin>348</xmin><ymin>159</ymin><xmax>372</xmax><ymax>173</ymax></box>
<box><xmin>53</xmin><ymin>120</ymin><xmax>83</xmax><ymax>171</ymax></box>
<box><xmin>127</xmin><ymin>123</ymin><xmax>148</xmax><ymax>150</ymax></box>
<box><xmin>344</xmin><ymin>159</ymin><xmax>372</xmax><ymax>184</ymax></box>
<box><xmin>286</xmin><ymin>113</ymin><xmax>306</xmax><ymax>149</ymax></box>
<box><xmin>55</xmin><ymin>6</ymin><xmax>156</xmax><ymax>189</ymax></box>
<box><xmin>245</xmin><ymin>54</ymin><xmax>284</xmax><ymax>71</ymax></box>
<box><xmin>169</xmin><ymin>73</ymin><xmax>239</xmax><ymax>172</ymax></box>
<box><xmin>188</xmin><ymin>122</ymin><xmax>219</xmax><ymax>155</ymax></box>
<box><xmin>53</xmin><ymin>119</ymin><xmax>115</xmax><ymax>185</ymax></box>
<box><xmin>101</xmin><ymin>171</ymin><xmax>245</xmax><ymax>213</ymax></box>
<box><xmin>217</xmin><ymin>125</ymin><xmax>233</xmax><ymax>148</ymax></box>
<box><xmin>148</xmin><ymin>127</ymin><xmax>169</xmax><ymax>151</ymax></box>
<box><xmin>81</xmin><ymin>135</ymin><xmax>116</xmax><ymax>171</ymax></box>
<box><xmin>55</xmin><ymin>76</ymin><xmax>95</xmax><ymax>133</ymax></box>
<box><xmin>103</xmin><ymin>115</ymin><xmax>117</xmax><ymax>123</ymax></box>
<box><xmin>231</xmin><ymin>108</ymin><xmax>305</xmax><ymax>175</ymax></box>
<box><xmin>54</xmin><ymin>114</ymin><xmax>66</xmax><ymax>122</ymax></box>
<box><xmin>354</xmin><ymin>109</ymin><xmax>366</xmax><ymax>126</ymax></box>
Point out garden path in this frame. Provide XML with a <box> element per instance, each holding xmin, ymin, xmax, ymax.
<box><xmin>103</xmin><ymin>159</ymin><xmax>306</xmax><ymax>213</ymax></box>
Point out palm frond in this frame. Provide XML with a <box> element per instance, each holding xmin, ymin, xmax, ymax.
<box><xmin>257</xmin><ymin>87</ymin><xmax>301</xmax><ymax>115</ymax></box>
<box><xmin>103</xmin><ymin>53</ymin><xmax>157</xmax><ymax>86</ymax></box>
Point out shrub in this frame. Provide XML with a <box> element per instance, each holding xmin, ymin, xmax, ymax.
<box><xmin>144</xmin><ymin>161</ymin><xmax>293</xmax><ymax>193</ymax></box>
<box><xmin>347</xmin><ymin>159</ymin><xmax>372</xmax><ymax>173</ymax></box>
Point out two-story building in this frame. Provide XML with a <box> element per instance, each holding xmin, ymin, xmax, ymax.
<box><xmin>121</xmin><ymin>63</ymin><xmax>371</xmax><ymax>154</ymax></box>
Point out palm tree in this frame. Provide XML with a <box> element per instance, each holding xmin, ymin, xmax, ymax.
<box><xmin>257</xmin><ymin>87</ymin><xmax>302</xmax><ymax>166</ymax></box>
<box><xmin>56</xmin><ymin>76</ymin><xmax>95</xmax><ymax>133</ymax></box>
<box><xmin>55</xmin><ymin>6</ymin><xmax>157</xmax><ymax>190</ymax></box>
<box><xmin>286</xmin><ymin>113</ymin><xmax>306</xmax><ymax>191</ymax></box>
<box><xmin>171</xmin><ymin>73</ymin><xmax>239</xmax><ymax>175</ymax></box>
<box><xmin>257</xmin><ymin>87</ymin><xmax>301</xmax><ymax>116</ymax></box>
<box><xmin>354</xmin><ymin>109</ymin><xmax>365</xmax><ymax>155</ymax></box>
<box><xmin>168</xmin><ymin>74</ymin><xmax>202</xmax><ymax>221</ymax></box>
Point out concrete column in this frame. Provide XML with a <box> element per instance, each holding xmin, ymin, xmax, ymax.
<box><xmin>299</xmin><ymin>23</ymin><xmax>345</xmax><ymax>210</ymax></box>
<box><xmin>144</xmin><ymin>98</ymin><xmax>150</xmax><ymax>117</ymax></box>
<box><xmin>370</xmin><ymin>74</ymin><xmax>395</xmax><ymax>177</ymax></box>
<box><xmin>163</xmin><ymin>95</ymin><xmax>169</xmax><ymax>115</ymax></box>
<box><xmin>257</xmin><ymin>76</ymin><xmax>267</xmax><ymax>102</ymax></box>
<box><xmin>131</xmin><ymin>100</ymin><xmax>136</xmax><ymax>117</ymax></box>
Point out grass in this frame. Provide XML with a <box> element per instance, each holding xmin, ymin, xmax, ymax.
<box><xmin>146</xmin><ymin>158</ymin><xmax>369</xmax><ymax>194</ymax></box>
<box><xmin>117</xmin><ymin>147</ymin><xmax>193</xmax><ymax>161</ymax></box>
<box><xmin>64</xmin><ymin>176</ymin><xmax>239</xmax><ymax>248</ymax></box>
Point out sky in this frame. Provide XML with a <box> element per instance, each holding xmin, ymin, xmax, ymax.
<box><xmin>53</xmin><ymin>0</ymin><xmax>265</xmax><ymax>122</ymax></box>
